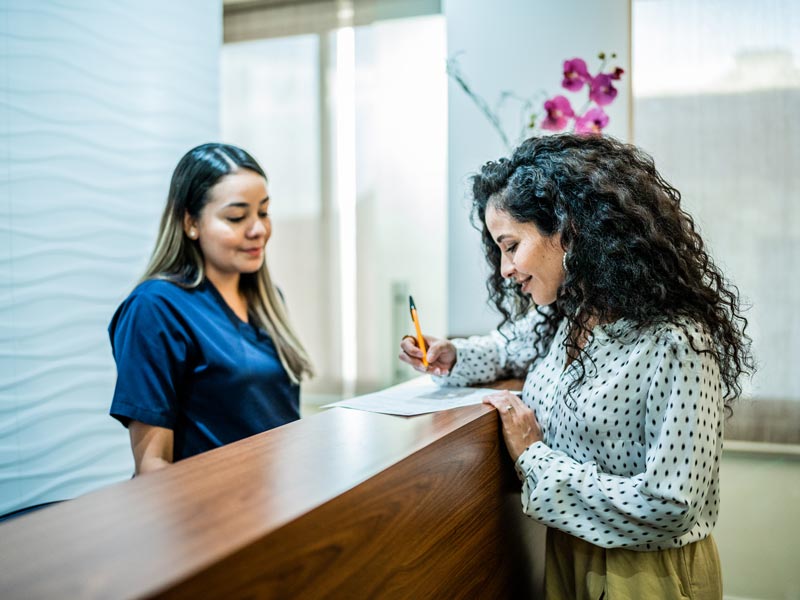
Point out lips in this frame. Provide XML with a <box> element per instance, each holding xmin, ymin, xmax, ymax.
<box><xmin>242</xmin><ymin>247</ymin><xmax>263</xmax><ymax>257</ymax></box>
<box><xmin>517</xmin><ymin>276</ymin><xmax>532</xmax><ymax>293</ymax></box>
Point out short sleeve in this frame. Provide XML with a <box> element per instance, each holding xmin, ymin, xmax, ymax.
<box><xmin>109</xmin><ymin>291</ymin><xmax>191</xmax><ymax>430</ymax></box>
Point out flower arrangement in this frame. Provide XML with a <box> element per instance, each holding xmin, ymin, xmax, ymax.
<box><xmin>447</xmin><ymin>52</ymin><xmax>625</xmax><ymax>151</ymax></box>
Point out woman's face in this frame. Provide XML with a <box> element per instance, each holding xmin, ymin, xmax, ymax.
<box><xmin>184</xmin><ymin>169</ymin><xmax>271</xmax><ymax>285</ymax></box>
<box><xmin>485</xmin><ymin>204</ymin><xmax>565</xmax><ymax>306</ymax></box>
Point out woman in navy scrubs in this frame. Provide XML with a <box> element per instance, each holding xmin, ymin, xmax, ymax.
<box><xmin>109</xmin><ymin>143</ymin><xmax>313</xmax><ymax>475</ymax></box>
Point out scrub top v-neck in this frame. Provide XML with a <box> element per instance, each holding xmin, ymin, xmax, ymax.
<box><xmin>109</xmin><ymin>278</ymin><xmax>299</xmax><ymax>461</ymax></box>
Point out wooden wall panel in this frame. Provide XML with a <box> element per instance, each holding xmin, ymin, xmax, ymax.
<box><xmin>163</xmin><ymin>415</ymin><xmax>530</xmax><ymax>599</ymax></box>
<box><xmin>0</xmin><ymin>404</ymin><xmax>534</xmax><ymax>599</ymax></box>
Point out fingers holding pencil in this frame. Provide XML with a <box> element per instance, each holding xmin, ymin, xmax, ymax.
<box><xmin>399</xmin><ymin>335</ymin><xmax>457</xmax><ymax>375</ymax></box>
<box><xmin>401</xmin><ymin>296</ymin><xmax>458</xmax><ymax>375</ymax></box>
<box><xmin>399</xmin><ymin>334</ymin><xmax>430</xmax><ymax>373</ymax></box>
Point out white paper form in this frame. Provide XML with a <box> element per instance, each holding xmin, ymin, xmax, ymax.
<box><xmin>321</xmin><ymin>377</ymin><xmax>498</xmax><ymax>416</ymax></box>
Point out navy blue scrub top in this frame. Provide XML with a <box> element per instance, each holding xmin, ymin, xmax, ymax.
<box><xmin>109</xmin><ymin>278</ymin><xmax>300</xmax><ymax>461</ymax></box>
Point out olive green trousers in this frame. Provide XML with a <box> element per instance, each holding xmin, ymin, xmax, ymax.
<box><xmin>544</xmin><ymin>528</ymin><xmax>722</xmax><ymax>600</ymax></box>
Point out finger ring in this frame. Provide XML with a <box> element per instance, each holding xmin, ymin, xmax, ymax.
<box><xmin>505</xmin><ymin>405</ymin><xmax>514</xmax><ymax>413</ymax></box>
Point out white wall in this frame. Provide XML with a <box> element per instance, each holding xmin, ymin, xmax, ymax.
<box><xmin>0</xmin><ymin>0</ymin><xmax>221</xmax><ymax>516</ymax></box>
<box><xmin>443</xmin><ymin>0</ymin><xmax>631</xmax><ymax>335</ymax></box>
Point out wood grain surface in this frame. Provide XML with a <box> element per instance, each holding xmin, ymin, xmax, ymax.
<box><xmin>0</xmin><ymin>400</ymin><xmax>531</xmax><ymax>599</ymax></box>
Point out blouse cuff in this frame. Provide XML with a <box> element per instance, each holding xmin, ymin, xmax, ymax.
<box><xmin>514</xmin><ymin>441</ymin><xmax>555</xmax><ymax>484</ymax></box>
<box><xmin>430</xmin><ymin>338</ymin><xmax>477</xmax><ymax>387</ymax></box>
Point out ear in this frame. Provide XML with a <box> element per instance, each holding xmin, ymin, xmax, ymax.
<box><xmin>183</xmin><ymin>211</ymin><xmax>199</xmax><ymax>240</ymax></box>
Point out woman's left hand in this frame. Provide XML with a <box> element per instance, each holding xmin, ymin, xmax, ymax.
<box><xmin>483</xmin><ymin>391</ymin><xmax>543</xmax><ymax>462</ymax></box>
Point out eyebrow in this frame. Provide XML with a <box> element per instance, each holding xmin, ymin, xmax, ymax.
<box><xmin>496</xmin><ymin>234</ymin><xmax>513</xmax><ymax>244</ymax></box>
<box><xmin>223</xmin><ymin>196</ymin><xmax>270</xmax><ymax>208</ymax></box>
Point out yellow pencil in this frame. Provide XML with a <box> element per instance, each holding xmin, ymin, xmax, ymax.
<box><xmin>408</xmin><ymin>295</ymin><xmax>429</xmax><ymax>368</ymax></box>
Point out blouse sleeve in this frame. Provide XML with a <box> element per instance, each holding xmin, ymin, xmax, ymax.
<box><xmin>109</xmin><ymin>291</ymin><xmax>191</xmax><ymax>430</ymax></box>
<box><xmin>432</xmin><ymin>310</ymin><xmax>549</xmax><ymax>387</ymax></box>
<box><xmin>514</xmin><ymin>329</ymin><xmax>722</xmax><ymax>548</ymax></box>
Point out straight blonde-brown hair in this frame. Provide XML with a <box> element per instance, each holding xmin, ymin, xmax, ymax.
<box><xmin>141</xmin><ymin>143</ymin><xmax>313</xmax><ymax>383</ymax></box>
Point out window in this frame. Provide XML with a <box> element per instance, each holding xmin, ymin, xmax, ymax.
<box><xmin>221</xmin><ymin>10</ymin><xmax>447</xmax><ymax>407</ymax></box>
<box><xmin>633</xmin><ymin>0</ymin><xmax>800</xmax><ymax>411</ymax></box>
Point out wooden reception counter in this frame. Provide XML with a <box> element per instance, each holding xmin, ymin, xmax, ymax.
<box><xmin>0</xmin><ymin>403</ymin><xmax>537</xmax><ymax>599</ymax></box>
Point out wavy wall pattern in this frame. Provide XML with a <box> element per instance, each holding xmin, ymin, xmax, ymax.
<box><xmin>0</xmin><ymin>0</ymin><xmax>221</xmax><ymax>516</ymax></box>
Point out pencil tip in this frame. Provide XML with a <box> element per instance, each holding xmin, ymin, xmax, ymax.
<box><xmin>409</xmin><ymin>295</ymin><xmax>415</xmax><ymax>310</ymax></box>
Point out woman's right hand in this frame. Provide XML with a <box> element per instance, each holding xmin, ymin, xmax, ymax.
<box><xmin>399</xmin><ymin>335</ymin><xmax>457</xmax><ymax>376</ymax></box>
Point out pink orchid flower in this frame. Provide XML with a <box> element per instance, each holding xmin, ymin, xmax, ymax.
<box><xmin>575</xmin><ymin>107</ymin><xmax>609</xmax><ymax>134</ymax></box>
<box><xmin>589</xmin><ymin>73</ymin><xmax>618</xmax><ymax>106</ymax></box>
<box><xmin>562</xmin><ymin>58</ymin><xmax>590</xmax><ymax>92</ymax></box>
<box><xmin>541</xmin><ymin>95</ymin><xmax>575</xmax><ymax>131</ymax></box>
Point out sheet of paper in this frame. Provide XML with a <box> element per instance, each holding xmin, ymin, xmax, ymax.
<box><xmin>321</xmin><ymin>377</ymin><xmax>498</xmax><ymax>416</ymax></box>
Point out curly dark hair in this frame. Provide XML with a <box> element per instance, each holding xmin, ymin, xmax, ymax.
<box><xmin>471</xmin><ymin>133</ymin><xmax>754</xmax><ymax>410</ymax></box>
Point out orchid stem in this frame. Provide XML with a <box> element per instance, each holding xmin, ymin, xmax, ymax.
<box><xmin>447</xmin><ymin>59</ymin><xmax>511</xmax><ymax>151</ymax></box>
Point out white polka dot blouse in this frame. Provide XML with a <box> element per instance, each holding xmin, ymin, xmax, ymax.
<box><xmin>433</xmin><ymin>312</ymin><xmax>723</xmax><ymax>551</ymax></box>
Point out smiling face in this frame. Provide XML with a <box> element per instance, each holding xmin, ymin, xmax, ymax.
<box><xmin>184</xmin><ymin>168</ymin><xmax>270</xmax><ymax>288</ymax></box>
<box><xmin>485</xmin><ymin>203</ymin><xmax>565</xmax><ymax>306</ymax></box>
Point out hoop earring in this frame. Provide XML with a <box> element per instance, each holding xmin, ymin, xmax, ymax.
<box><xmin>562</xmin><ymin>252</ymin><xmax>568</xmax><ymax>272</ymax></box>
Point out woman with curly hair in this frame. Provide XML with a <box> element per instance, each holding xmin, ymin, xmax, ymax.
<box><xmin>399</xmin><ymin>134</ymin><xmax>753</xmax><ymax>599</ymax></box>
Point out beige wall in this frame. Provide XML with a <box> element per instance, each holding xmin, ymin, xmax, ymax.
<box><xmin>716</xmin><ymin>446</ymin><xmax>800</xmax><ymax>600</ymax></box>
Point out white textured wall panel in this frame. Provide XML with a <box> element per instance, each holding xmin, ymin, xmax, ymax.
<box><xmin>0</xmin><ymin>0</ymin><xmax>221</xmax><ymax>516</ymax></box>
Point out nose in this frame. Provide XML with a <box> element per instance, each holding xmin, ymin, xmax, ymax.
<box><xmin>247</xmin><ymin>218</ymin><xmax>267</xmax><ymax>238</ymax></box>
<box><xmin>500</xmin><ymin>253</ymin><xmax>515</xmax><ymax>279</ymax></box>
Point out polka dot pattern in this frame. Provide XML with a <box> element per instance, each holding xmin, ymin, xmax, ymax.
<box><xmin>435</xmin><ymin>316</ymin><xmax>724</xmax><ymax>551</ymax></box>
